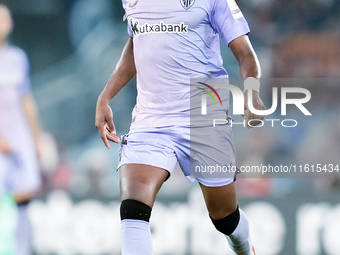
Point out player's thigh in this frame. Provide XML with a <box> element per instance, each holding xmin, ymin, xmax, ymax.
<box><xmin>120</xmin><ymin>164</ymin><xmax>169</xmax><ymax>207</ymax></box>
<box><xmin>199</xmin><ymin>182</ymin><xmax>238</xmax><ymax>220</ymax></box>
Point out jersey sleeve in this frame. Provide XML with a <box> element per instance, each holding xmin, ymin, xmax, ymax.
<box><xmin>209</xmin><ymin>0</ymin><xmax>250</xmax><ymax>46</ymax></box>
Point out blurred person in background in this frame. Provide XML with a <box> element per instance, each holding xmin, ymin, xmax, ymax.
<box><xmin>0</xmin><ymin>4</ymin><xmax>41</xmax><ymax>255</ymax></box>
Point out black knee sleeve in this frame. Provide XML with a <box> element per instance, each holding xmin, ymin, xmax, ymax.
<box><xmin>120</xmin><ymin>199</ymin><xmax>152</xmax><ymax>222</ymax></box>
<box><xmin>210</xmin><ymin>206</ymin><xmax>240</xmax><ymax>235</ymax></box>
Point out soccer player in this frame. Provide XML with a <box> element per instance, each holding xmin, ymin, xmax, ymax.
<box><xmin>96</xmin><ymin>0</ymin><xmax>265</xmax><ymax>254</ymax></box>
<box><xmin>0</xmin><ymin>4</ymin><xmax>42</xmax><ymax>255</ymax></box>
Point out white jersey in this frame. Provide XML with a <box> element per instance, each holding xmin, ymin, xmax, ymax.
<box><xmin>122</xmin><ymin>0</ymin><xmax>250</xmax><ymax>129</ymax></box>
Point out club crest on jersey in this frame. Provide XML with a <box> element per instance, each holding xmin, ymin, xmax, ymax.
<box><xmin>128</xmin><ymin>0</ymin><xmax>138</xmax><ymax>8</ymax></box>
<box><xmin>180</xmin><ymin>0</ymin><xmax>196</xmax><ymax>10</ymax></box>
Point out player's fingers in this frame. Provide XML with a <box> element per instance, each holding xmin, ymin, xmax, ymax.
<box><xmin>98</xmin><ymin>125</ymin><xmax>111</xmax><ymax>149</ymax></box>
<box><xmin>246</xmin><ymin>110</ymin><xmax>259</xmax><ymax>129</ymax></box>
<box><xmin>107</xmin><ymin>122</ymin><xmax>115</xmax><ymax>133</ymax></box>
<box><xmin>102</xmin><ymin>135</ymin><xmax>111</xmax><ymax>149</ymax></box>
<box><xmin>255</xmin><ymin>114</ymin><xmax>264</xmax><ymax>121</ymax></box>
<box><xmin>106</xmin><ymin>126</ymin><xmax>119</xmax><ymax>142</ymax></box>
<box><xmin>246</xmin><ymin>112</ymin><xmax>252</xmax><ymax>129</ymax></box>
<box><xmin>105</xmin><ymin>115</ymin><xmax>115</xmax><ymax>132</ymax></box>
<box><xmin>106</xmin><ymin>133</ymin><xmax>120</xmax><ymax>143</ymax></box>
<box><xmin>106</xmin><ymin>123</ymin><xmax>116</xmax><ymax>135</ymax></box>
<box><xmin>106</xmin><ymin>125</ymin><xmax>120</xmax><ymax>143</ymax></box>
<box><xmin>249</xmin><ymin>109</ymin><xmax>264</xmax><ymax>121</ymax></box>
<box><xmin>247</xmin><ymin>113</ymin><xmax>263</xmax><ymax>128</ymax></box>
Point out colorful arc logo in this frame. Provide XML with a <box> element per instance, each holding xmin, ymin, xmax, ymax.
<box><xmin>197</xmin><ymin>82</ymin><xmax>223</xmax><ymax>106</ymax></box>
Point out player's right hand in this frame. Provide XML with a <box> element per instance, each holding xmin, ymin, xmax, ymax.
<box><xmin>95</xmin><ymin>97</ymin><xmax>120</xmax><ymax>149</ymax></box>
<box><xmin>243</xmin><ymin>90</ymin><xmax>266</xmax><ymax>128</ymax></box>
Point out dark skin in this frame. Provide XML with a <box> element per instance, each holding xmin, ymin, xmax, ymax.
<box><xmin>95</xmin><ymin>35</ymin><xmax>265</xmax><ymax>220</ymax></box>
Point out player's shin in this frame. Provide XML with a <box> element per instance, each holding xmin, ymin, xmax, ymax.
<box><xmin>120</xmin><ymin>199</ymin><xmax>153</xmax><ymax>255</ymax></box>
<box><xmin>211</xmin><ymin>207</ymin><xmax>252</xmax><ymax>255</ymax></box>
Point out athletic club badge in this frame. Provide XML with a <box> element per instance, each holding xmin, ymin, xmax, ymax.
<box><xmin>180</xmin><ymin>0</ymin><xmax>196</xmax><ymax>10</ymax></box>
<box><xmin>128</xmin><ymin>0</ymin><xmax>138</xmax><ymax>8</ymax></box>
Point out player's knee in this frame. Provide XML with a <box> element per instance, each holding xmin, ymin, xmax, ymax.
<box><xmin>210</xmin><ymin>206</ymin><xmax>240</xmax><ymax>235</ymax></box>
<box><xmin>120</xmin><ymin>199</ymin><xmax>152</xmax><ymax>222</ymax></box>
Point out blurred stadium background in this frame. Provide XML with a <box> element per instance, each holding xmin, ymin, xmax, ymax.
<box><xmin>1</xmin><ymin>0</ymin><xmax>340</xmax><ymax>254</ymax></box>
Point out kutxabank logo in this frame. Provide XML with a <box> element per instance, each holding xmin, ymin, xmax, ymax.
<box><xmin>180</xmin><ymin>0</ymin><xmax>196</xmax><ymax>10</ymax></box>
<box><xmin>130</xmin><ymin>19</ymin><xmax>188</xmax><ymax>36</ymax></box>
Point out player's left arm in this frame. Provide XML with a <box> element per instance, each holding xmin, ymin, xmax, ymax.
<box><xmin>22</xmin><ymin>93</ymin><xmax>41</xmax><ymax>153</ymax></box>
<box><xmin>229</xmin><ymin>35</ymin><xmax>265</xmax><ymax>128</ymax></box>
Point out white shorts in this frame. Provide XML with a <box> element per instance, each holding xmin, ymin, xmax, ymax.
<box><xmin>117</xmin><ymin>125</ymin><xmax>237</xmax><ymax>187</ymax></box>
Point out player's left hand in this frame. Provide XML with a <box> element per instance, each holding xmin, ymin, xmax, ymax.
<box><xmin>95</xmin><ymin>96</ymin><xmax>120</xmax><ymax>149</ymax></box>
<box><xmin>243</xmin><ymin>90</ymin><xmax>265</xmax><ymax>128</ymax></box>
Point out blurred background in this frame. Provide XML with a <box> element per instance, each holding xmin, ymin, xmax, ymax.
<box><xmin>1</xmin><ymin>0</ymin><xmax>340</xmax><ymax>254</ymax></box>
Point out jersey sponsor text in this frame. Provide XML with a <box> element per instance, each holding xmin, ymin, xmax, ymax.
<box><xmin>130</xmin><ymin>19</ymin><xmax>188</xmax><ymax>35</ymax></box>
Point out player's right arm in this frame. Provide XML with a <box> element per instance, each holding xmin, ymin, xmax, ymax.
<box><xmin>95</xmin><ymin>37</ymin><xmax>136</xmax><ymax>149</ymax></box>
